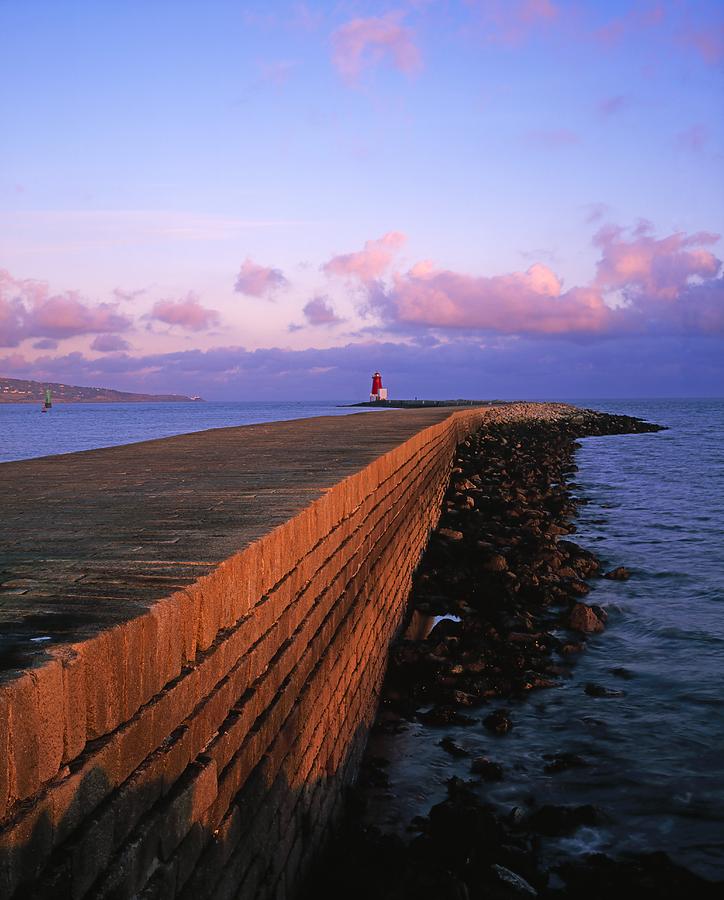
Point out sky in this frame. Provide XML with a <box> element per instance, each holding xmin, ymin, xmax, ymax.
<box><xmin>1</xmin><ymin>0</ymin><xmax>723</xmax><ymax>400</ymax></box>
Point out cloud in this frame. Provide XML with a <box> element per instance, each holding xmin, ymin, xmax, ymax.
<box><xmin>381</xmin><ymin>262</ymin><xmax>611</xmax><ymax>335</ymax></box>
<box><xmin>91</xmin><ymin>334</ymin><xmax>132</xmax><ymax>352</ymax></box>
<box><xmin>234</xmin><ymin>258</ymin><xmax>289</xmax><ymax>298</ymax></box>
<box><xmin>0</xmin><ymin>269</ymin><xmax>132</xmax><ymax>347</ymax></box>
<box><xmin>112</xmin><ymin>287</ymin><xmax>146</xmax><ymax>303</ymax></box>
<box><xmin>676</xmin><ymin>124</ymin><xmax>709</xmax><ymax>152</ymax></box>
<box><xmin>681</xmin><ymin>21</ymin><xmax>724</xmax><ymax>64</ymax></box>
<box><xmin>331</xmin><ymin>13</ymin><xmax>421</xmax><ymax>82</ymax></box>
<box><xmin>5</xmin><ymin>333</ymin><xmax>722</xmax><ymax>401</ymax></box>
<box><xmin>323</xmin><ymin>232</ymin><xmax>406</xmax><ymax>282</ymax></box>
<box><xmin>598</xmin><ymin>94</ymin><xmax>630</xmax><ymax>116</ymax></box>
<box><xmin>148</xmin><ymin>293</ymin><xmax>220</xmax><ymax>331</ymax></box>
<box><xmin>469</xmin><ymin>0</ymin><xmax>559</xmax><ymax>46</ymax></box>
<box><xmin>524</xmin><ymin>128</ymin><xmax>580</xmax><ymax>147</ymax></box>
<box><xmin>584</xmin><ymin>202</ymin><xmax>610</xmax><ymax>224</ymax></box>
<box><xmin>303</xmin><ymin>295</ymin><xmax>344</xmax><ymax>326</ymax></box>
<box><xmin>32</xmin><ymin>338</ymin><xmax>59</xmax><ymax>350</ymax></box>
<box><xmin>341</xmin><ymin>224</ymin><xmax>723</xmax><ymax>339</ymax></box>
<box><xmin>592</xmin><ymin>224</ymin><xmax>720</xmax><ymax>299</ymax></box>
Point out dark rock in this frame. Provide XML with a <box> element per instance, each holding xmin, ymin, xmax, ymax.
<box><xmin>610</xmin><ymin>666</ymin><xmax>634</xmax><ymax>679</ymax></box>
<box><xmin>484</xmin><ymin>709</ymin><xmax>513</xmax><ymax>734</ymax></box>
<box><xmin>585</xmin><ymin>683</ymin><xmax>625</xmax><ymax>698</ymax></box>
<box><xmin>604</xmin><ymin>566</ymin><xmax>631</xmax><ymax>580</ymax></box>
<box><xmin>543</xmin><ymin>752</ymin><xmax>589</xmax><ymax>773</ymax></box>
<box><xmin>471</xmin><ymin>757</ymin><xmax>504</xmax><ymax>780</ymax></box>
<box><xmin>440</xmin><ymin>737</ymin><xmax>469</xmax><ymax>757</ymax></box>
<box><xmin>526</xmin><ymin>803</ymin><xmax>599</xmax><ymax>836</ymax></box>
<box><xmin>481</xmin><ymin>553</ymin><xmax>509</xmax><ymax>572</ymax></box>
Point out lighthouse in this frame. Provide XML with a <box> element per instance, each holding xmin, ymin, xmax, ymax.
<box><xmin>370</xmin><ymin>371</ymin><xmax>388</xmax><ymax>402</ymax></box>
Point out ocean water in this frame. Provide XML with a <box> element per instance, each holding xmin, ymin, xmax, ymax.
<box><xmin>2</xmin><ymin>398</ymin><xmax>722</xmax><ymax>876</ymax></box>
<box><xmin>0</xmin><ymin>400</ymin><xmax>370</xmax><ymax>464</ymax></box>
<box><xmin>362</xmin><ymin>398</ymin><xmax>724</xmax><ymax>880</ymax></box>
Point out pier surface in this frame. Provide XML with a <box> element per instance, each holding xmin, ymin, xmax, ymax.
<box><xmin>0</xmin><ymin>408</ymin><xmax>455</xmax><ymax>671</ymax></box>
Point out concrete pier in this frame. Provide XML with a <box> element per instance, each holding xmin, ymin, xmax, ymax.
<box><xmin>0</xmin><ymin>404</ymin><xmax>572</xmax><ymax>899</ymax></box>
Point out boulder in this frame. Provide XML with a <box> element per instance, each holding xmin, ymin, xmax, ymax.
<box><xmin>568</xmin><ymin>603</ymin><xmax>605</xmax><ymax>634</ymax></box>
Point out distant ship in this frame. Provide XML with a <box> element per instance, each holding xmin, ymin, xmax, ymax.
<box><xmin>41</xmin><ymin>387</ymin><xmax>52</xmax><ymax>413</ymax></box>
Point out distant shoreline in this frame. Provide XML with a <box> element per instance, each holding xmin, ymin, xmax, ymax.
<box><xmin>0</xmin><ymin>398</ymin><xmax>202</xmax><ymax>404</ymax></box>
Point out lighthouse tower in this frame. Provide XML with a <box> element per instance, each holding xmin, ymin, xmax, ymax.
<box><xmin>370</xmin><ymin>371</ymin><xmax>388</xmax><ymax>402</ymax></box>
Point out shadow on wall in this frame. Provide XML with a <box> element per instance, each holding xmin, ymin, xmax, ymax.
<box><xmin>1</xmin><ymin>673</ymin><xmax>378</xmax><ymax>899</ymax></box>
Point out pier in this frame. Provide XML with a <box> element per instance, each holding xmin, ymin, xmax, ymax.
<box><xmin>0</xmin><ymin>405</ymin><xmax>515</xmax><ymax>899</ymax></box>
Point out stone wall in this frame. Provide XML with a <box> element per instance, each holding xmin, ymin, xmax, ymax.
<box><xmin>0</xmin><ymin>408</ymin><xmax>491</xmax><ymax>899</ymax></box>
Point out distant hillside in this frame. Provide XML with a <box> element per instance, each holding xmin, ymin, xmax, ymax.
<box><xmin>0</xmin><ymin>377</ymin><xmax>201</xmax><ymax>403</ymax></box>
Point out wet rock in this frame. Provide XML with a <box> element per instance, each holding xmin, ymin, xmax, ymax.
<box><xmin>555</xmin><ymin>850</ymin><xmax>720</xmax><ymax>899</ymax></box>
<box><xmin>419</xmin><ymin>706</ymin><xmax>477</xmax><ymax>727</ymax></box>
<box><xmin>489</xmin><ymin>864</ymin><xmax>538</xmax><ymax>897</ymax></box>
<box><xmin>439</xmin><ymin>528</ymin><xmax>464</xmax><ymax>542</ymax></box>
<box><xmin>482</xmin><ymin>553</ymin><xmax>509</xmax><ymax>572</ymax></box>
<box><xmin>543</xmin><ymin>752</ymin><xmax>589</xmax><ymax>773</ymax></box>
<box><xmin>440</xmin><ymin>737</ymin><xmax>469</xmax><ymax>757</ymax></box>
<box><xmin>585</xmin><ymin>683</ymin><xmax>625</xmax><ymax>698</ymax></box>
<box><xmin>610</xmin><ymin>666</ymin><xmax>634</xmax><ymax>679</ymax></box>
<box><xmin>484</xmin><ymin>709</ymin><xmax>513</xmax><ymax>734</ymax></box>
<box><xmin>568</xmin><ymin>603</ymin><xmax>606</xmax><ymax>634</ymax></box>
<box><xmin>471</xmin><ymin>757</ymin><xmax>504</xmax><ymax>780</ymax></box>
<box><xmin>526</xmin><ymin>803</ymin><xmax>599</xmax><ymax>836</ymax></box>
<box><xmin>604</xmin><ymin>566</ymin><xmax>631</xmax><ymax>580</ymax></box>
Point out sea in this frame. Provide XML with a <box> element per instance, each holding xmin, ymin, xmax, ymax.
<box><xmin>1</xmin><ymin>398</ymin><xmax>723</xmax><ymax>878</ymax></box>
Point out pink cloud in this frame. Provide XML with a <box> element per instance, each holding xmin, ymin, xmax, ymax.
<box><xmin>681</xmin><ymin>23</ymin><xmax>724</xmax><ymax>64</ymax></box>
<box><xmin>91</xmin><ymin>334</ymin><xmax>132</xmax><ymax>352</ymax></box>
<box><xmin>0</xmin><ymin>269</ymin><xmax>132</xmax><ymax>347</ymax></box>
<box><xmin>354</xmin><ymin>224</ymin><xmax>723</xmax><ymax>338</ymax></box>
<box><xmin>598</xmin><ymin>94</ymin><xmax>630</xmax><ymax>116</ymax></box>
<box><xmin>676</xmin><ymin>124</ymin><xmax>709</xmax><ymax>152</ymax></box>
<box><xmin>525</xmin><ymin>128</ymin><xmax>580</xmax><ymax>147</ymax></box>
<box><xmin>234</xmin><ymin>258</ymin><xmax>289</xmax><ymax>298</ymax></box>
<box><xmin>331</xmin><ymin>13</ymin><xmax>421</xmax><ymax>82</ymax></box>
<box><xmin>470</xmin><ymin>0</ymin><xmax>559</xmax><ymax>46</ymax></box>
<box><xmin>303</xmin><ymin>296</ymin><xmax>343</xmax><ymax>325</ymax></box>
<box><xmin>383</xmin><ymin>262</ymin><xmax>612</xmax><ymax>335</ymax></box>
<box><xmin>593</xmin><ymin>225</ymin><xmax>720</xmax><ymax>300</ymax></box>
<box><xmin>323</xmin><ymin>232</ymin><xmax>406</xmax><ymax>282</ymax></box>
<box><xmin>149</xmin><ymin>293</ymin><xmax>220</xmax><ymax>331</ymax></box>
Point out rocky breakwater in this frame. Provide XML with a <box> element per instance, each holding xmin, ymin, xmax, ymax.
<box><xmin>303</xmin><ymin>409</ymin><xmax>722</xmax><ymax>899</ymax></box>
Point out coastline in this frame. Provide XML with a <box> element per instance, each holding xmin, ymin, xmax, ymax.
<box><xmin>303</xmin><ymin>409</ymin><xmax>722</xmax><ymax>898</ymax></box>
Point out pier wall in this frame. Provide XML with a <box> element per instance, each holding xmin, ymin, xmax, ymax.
<box><xmin>0</xmin><ymin>407</ymin><xmax>491</xmax><ymax>899</ymax></box>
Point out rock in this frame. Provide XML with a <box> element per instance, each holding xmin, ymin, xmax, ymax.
<box><xmin>610</xmin><ymin>666</ymin><xmax>634</xmax><ymax>679</ymax></box>
<box><xmin>440</xmin><ymin>737</ymin><xmax>469</xmax><ymax>757</ymax></box>
<box><xmin>526</xmin><ymin>803</ymin><xmax>599</xmax><ymax>836</ymax></box>
<box><xmin>568</xmin><ymin>603</ymin><xmax>605</xmax><ymax>634</ymax></box>
<box><xmin>439</xmin><ymin>528</ymin><xmax>464</xmax><ymax>542</ymax></box>
<box><xmin>419</xmin><ymin>706</ymin><xmax>477</xmax><ymax>727</ymax></box>
<box><xmin>604</xmin><ymin>565</ymin><xmax>630</xmax><ymax>580</ymax></box>
<box><xmin>484</xmin><ymin>709</ymin><xmax>513</xmax><ymax>734</ymax></box>
<box><xmin>585</xmin><ymin>682</ymin><xmax>625</xmax><ymax>698</ymax></box>
<box><xmin>543</xmin><ymin>752</ymin><xmax>588</xmax><ymax>773</ymax></box>
<box><xmin>471</xmin><ymin>757</ymin><xmax>504</xmax><ymax>780</ymax></box>
<box><xmin>489</xmin><ymin>864</ymin><xmax>538</xmax><ymax>897</ymax></box>
<box><xmin>481</xmin><ymin>553</ymin><xmax>509</xmax><ymax>572</ymax></box>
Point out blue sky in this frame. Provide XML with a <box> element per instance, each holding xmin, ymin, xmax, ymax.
<box><xmin>1</xmin><ymin>0</ymin><xmax>723</xmax><ymax>399</ymax></box>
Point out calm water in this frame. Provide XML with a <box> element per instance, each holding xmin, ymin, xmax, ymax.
<box><xmin>2</xmin><ymin>398</ymin><xmax>722</xmax><ymax>876</ymax></box>
<box><xmin>364</xmin><ymin>398</ymin><xmax>724</xmax><ymax>880</ymax></box>
<box><xmin>0</xmin><ymin>401</ymin><xmax>370</xmax><ymax>463</ymax></box>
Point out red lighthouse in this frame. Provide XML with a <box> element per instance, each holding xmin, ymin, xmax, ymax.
<box><xmin>370</xmin><ymin>372</ymin><xmax>388</xmax><ymax>402</ymax></box>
